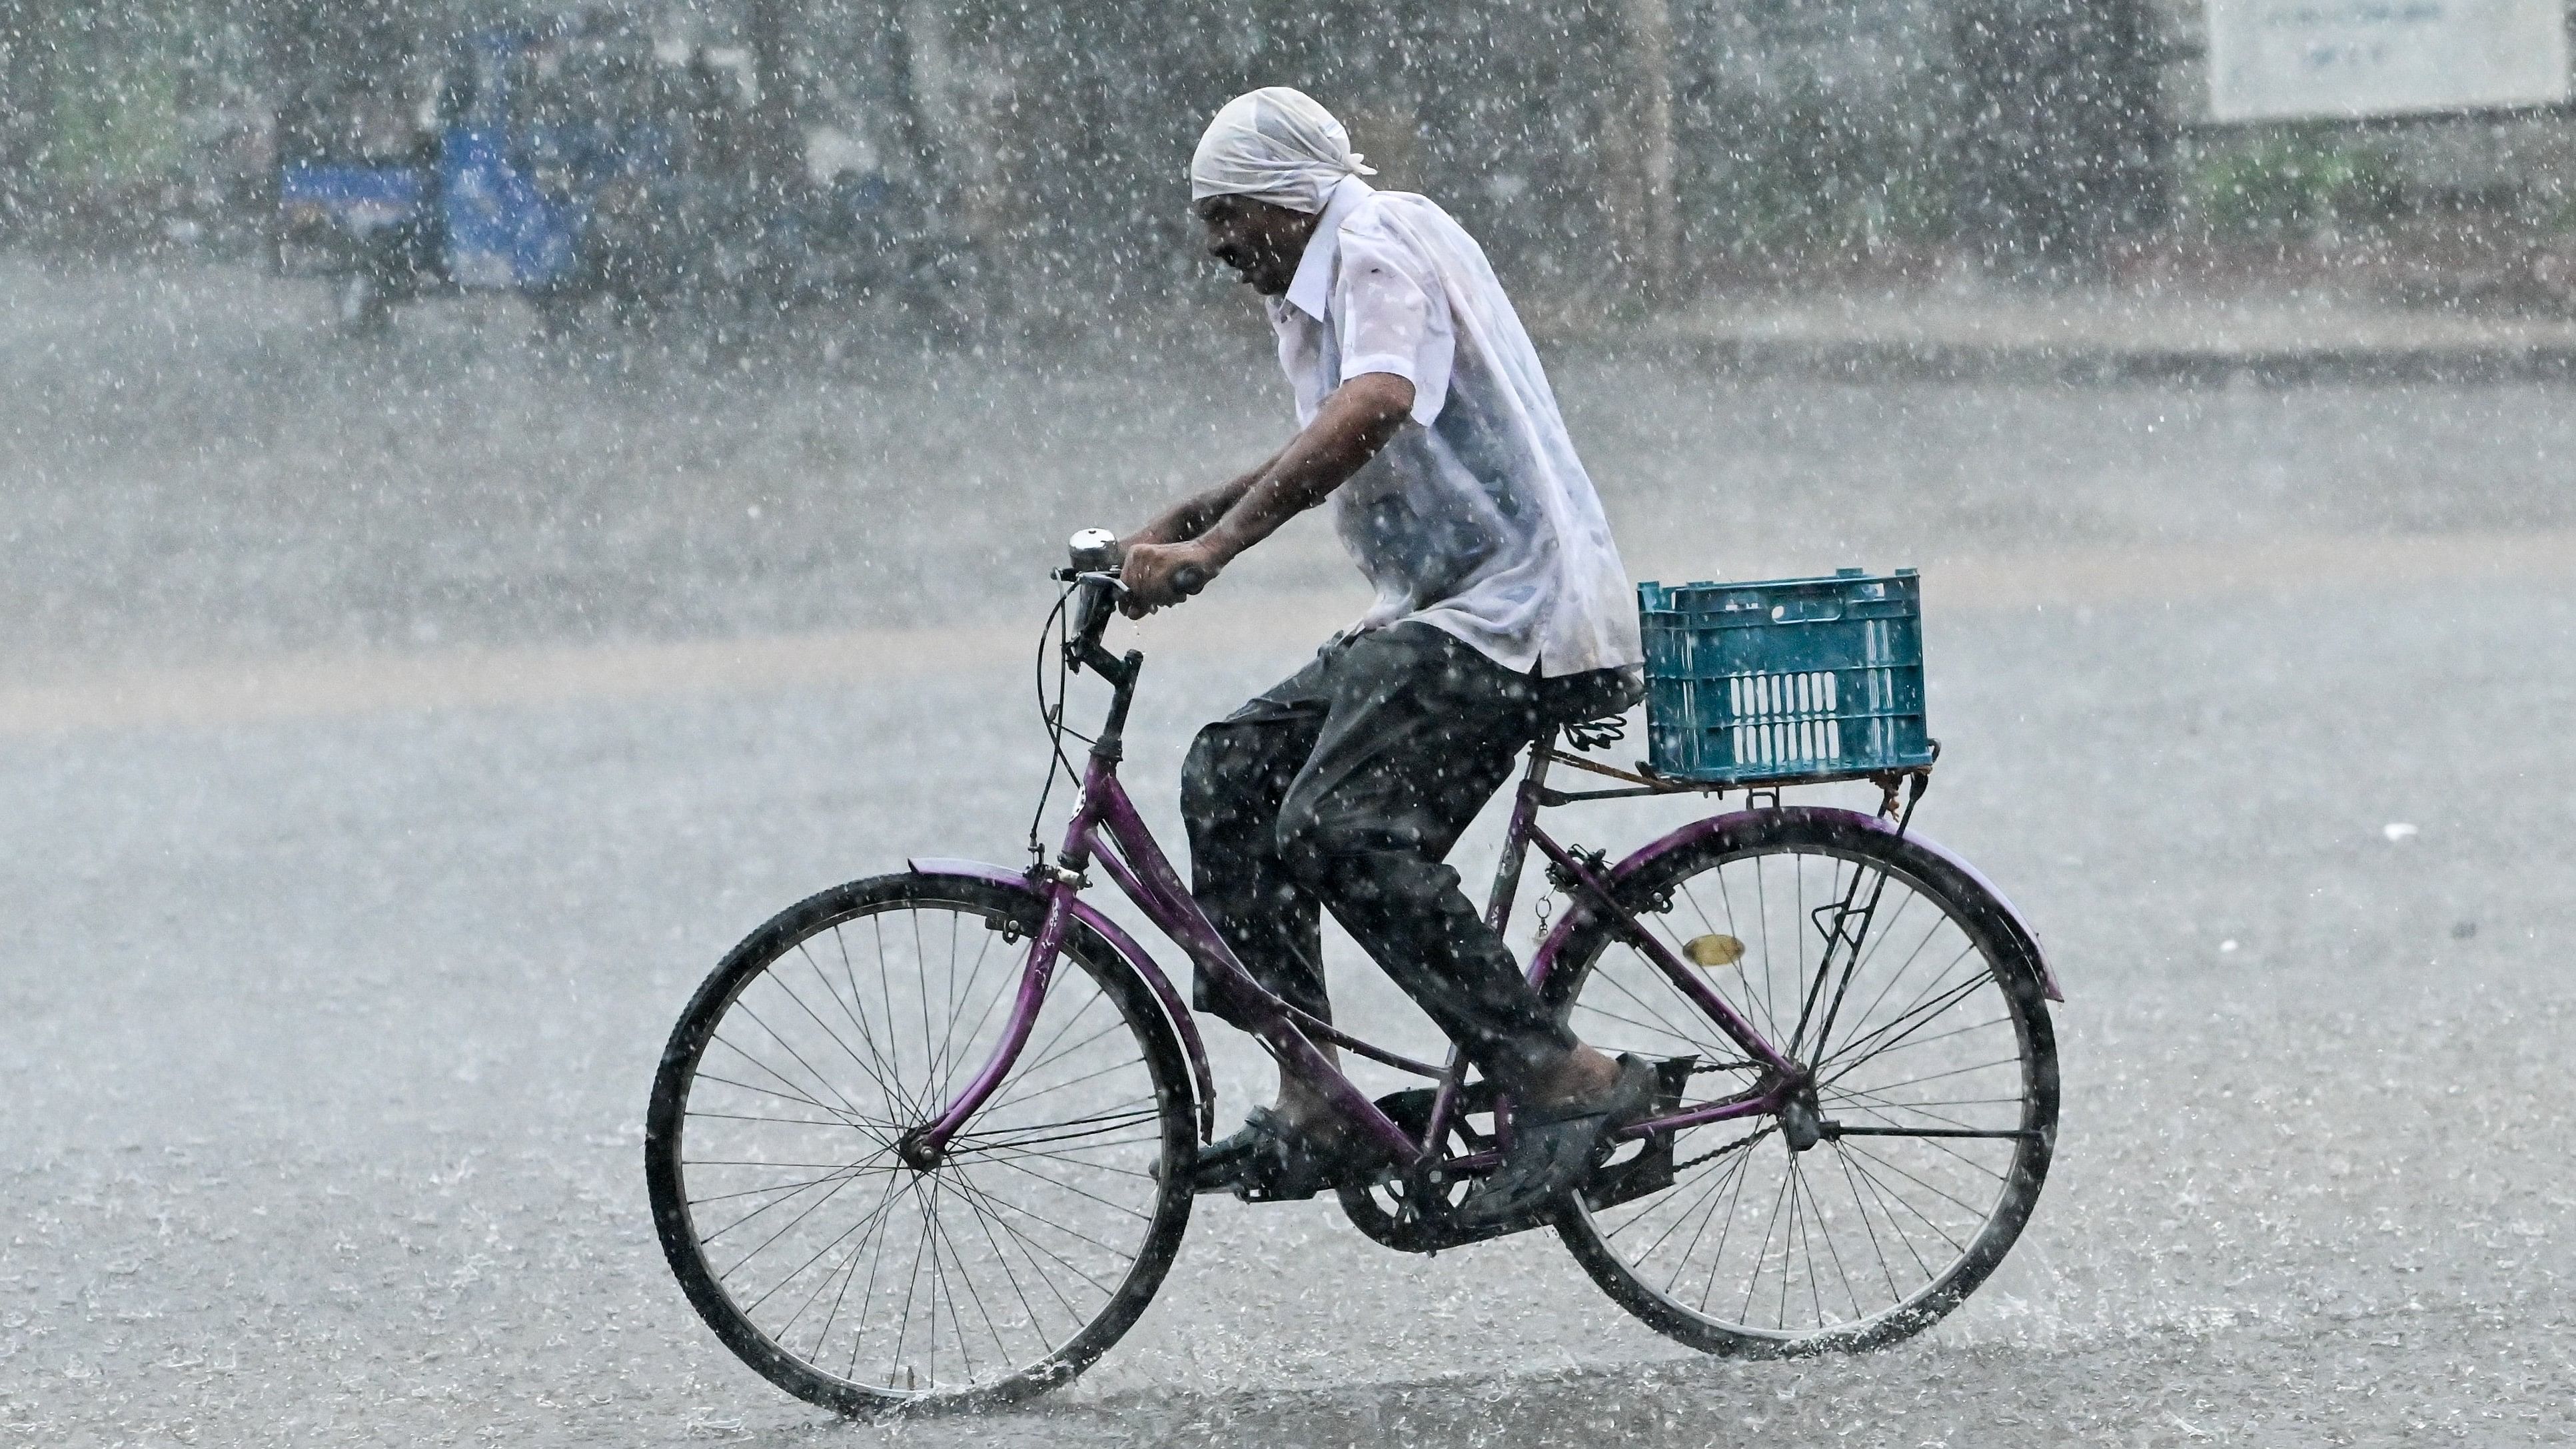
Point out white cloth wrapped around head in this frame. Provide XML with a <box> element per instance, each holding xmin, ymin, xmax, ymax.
<box><xmin>1189</xmin><ymin>87</ymin><xmax>1378</xmax><ymax>214</ymax></box>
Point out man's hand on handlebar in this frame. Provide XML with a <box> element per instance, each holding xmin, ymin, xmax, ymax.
<box><xmin>1117</xmin><ymin>540</ymin><xmax>1217</xmax><ymax>616</ymax></box>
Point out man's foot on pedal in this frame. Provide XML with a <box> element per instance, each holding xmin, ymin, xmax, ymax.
<box><xmin>1190</xmin><ymin>1107</ymin><xmax>1391</xmax><ymax>1200</ymax></box>
<box><xmin>1451</xmin><ymin>1054</ymin><xmax>1656</xmax><ymax>1231</ymax></box>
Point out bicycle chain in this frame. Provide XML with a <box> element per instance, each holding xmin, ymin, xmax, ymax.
<box><xmin>1670</xmin><ymin>1123</ymin><xmax>1774</xmax><ymax>1173</ymax></box>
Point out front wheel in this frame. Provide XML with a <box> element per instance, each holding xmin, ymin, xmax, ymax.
<box><xmin>646</xmin><ymin>873</ymin><xmax>1197</xmax><ymax>1411</ymax></box>
<box><xmin>1544</xmin><ymin>809</ymin><xmax>2057</xmax><ymax>1356</ymax></box>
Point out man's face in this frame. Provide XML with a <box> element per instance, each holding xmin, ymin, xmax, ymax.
<box><xmin>1195</xmin><ymin>195</ymin><xmax>1317</xmax><ymax>297</ymax></box>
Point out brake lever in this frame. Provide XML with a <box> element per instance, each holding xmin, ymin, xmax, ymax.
<box><xmin>1049</xmin><ymin>566</ymin><xmax>1128</xmax><ymax>592</ymax></box>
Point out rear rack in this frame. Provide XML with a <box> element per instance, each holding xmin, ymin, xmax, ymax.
<box><xmin>1533</xmin><ymin>745</ymin><xmax>1934</xmax><ymax>821</ymax></box>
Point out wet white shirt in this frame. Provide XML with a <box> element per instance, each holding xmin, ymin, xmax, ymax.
<box><xmin>1267</xmin><ymin>177</ymin><xmax>1643</xmax><ymax>678</ymax></box>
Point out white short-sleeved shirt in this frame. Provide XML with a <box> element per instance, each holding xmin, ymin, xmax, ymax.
<box><xmin>1265</xmin><ymin>177</ymin><xmax>1643</xmax><ymax>678</ymax></box>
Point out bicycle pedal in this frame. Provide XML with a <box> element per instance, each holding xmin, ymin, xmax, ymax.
<box><xmin>1235</xmin><ymin>1180</ymin><xmax>1325</xmax><ymax>1204</ymax></box>
<box><xmin>1652</xmin><ymin>1053</ymin><xmax>1698</xmax><ymax>1110</ymax></box>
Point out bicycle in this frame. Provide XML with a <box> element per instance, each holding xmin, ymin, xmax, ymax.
<box><xmin>645</xmin><ymin>531</ymin><xmax>2065</xmax><ymax>1411</ymax></box>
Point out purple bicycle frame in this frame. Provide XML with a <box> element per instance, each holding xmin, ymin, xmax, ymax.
<box><xmin>908</xmin><ymin>737</ymin><xmax>1805</xmax><ymax>1169</ymax></box>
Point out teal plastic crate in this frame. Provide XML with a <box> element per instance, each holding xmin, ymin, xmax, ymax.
<box><xmin>1638</xmin><ymin>568</ymin><xmax>1933</xmax><ymax>786</ymax></box>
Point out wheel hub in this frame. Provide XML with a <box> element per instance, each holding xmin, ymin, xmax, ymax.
<box><xmin>1777</xmin><ymin>1087</ymin><xmax>1826</xmax><ymax>1153</ymax></box>
<box><xmin>894</xmin><ymin>1129</ymin><xmax>944</xmax><ymax>1171</ymax></box>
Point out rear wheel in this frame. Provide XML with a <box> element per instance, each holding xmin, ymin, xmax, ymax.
<box><xmin>646</xmin><ymin>873</ymin><xmax>1197</xmax><ymax>1410</ymax></box>
<box><xmin>1545</xmin><ymin>809</ymin><xmax>2056</xmax><ymax>1356</ymax></box>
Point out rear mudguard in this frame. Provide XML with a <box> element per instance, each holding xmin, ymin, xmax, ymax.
<box><xmin>1528</xmin><ymin>807</ymin><xmax>2064</xmax><ymax>1003</ymax></box>
<box><xmin>908</xmin><ymin>857</ymin><xmax>1218</xmax><ymax>1141</ymax></box>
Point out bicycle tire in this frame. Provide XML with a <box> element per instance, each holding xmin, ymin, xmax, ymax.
<box><xmin>1545</xmin><ymin>809</ymin><xmax>2057</xmax><ymax>1356</ymax></box>
<box><xmin>646</xmin><ymin>872</ymin><xmax>1197</xmax><ymax>1411</ymax></box>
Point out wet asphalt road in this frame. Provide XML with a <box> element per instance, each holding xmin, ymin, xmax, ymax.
<box><xmin>3</xmin><ymin>263</ymin><xmax>2573</xmax><ymax>1446</ymax></box>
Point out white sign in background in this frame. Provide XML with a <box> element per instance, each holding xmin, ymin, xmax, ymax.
<box><xmin>2208</xmin><ymin>0</ymin><xmax>2572</xmax><ymax>121</ymax></box>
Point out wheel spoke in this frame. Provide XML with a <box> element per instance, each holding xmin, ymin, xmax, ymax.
<box><xmin>1826</xmin><ymin>1081</ymin><xmax>2007</xmax><ymax>1137</ymax></box>
<box><xmin>1832</xmin><ymin>1141</ymin><xmax>1906</xmax><ymax>1304</ymax></box>
<box><xmin>951</xmin><ymin>1100</ymin><xmax>1159</xmax><ymax>1150</ymax></box>
<box><xmin>925</xmin><ymin>1173</ymin><xmax>1010</xmax><ymax>1377</ymax></box>
<box><xmin>831</xmin><ymin>926</ymin><xmax>900</xmax><ymax>1095</ymax></box>
<box><xmin>1798</xmin><ymin>1156</ymin><xmax>1860</xmax><ymax>1326</ymax></box>
<box><xmin>1743</xmin><ymin>1159</ymin><xmax>1794</xmax><ymax>1326</ymax></box>
<box><xmin>690</xmin><ymin>1163</ymin><xmax>885</xmax><ymax>1210</ymax></box>
<box><xmin>1695</xmin><ymin>872</ymin><xmax>1784</xmax><ymax>1047</ymax></box>
<box><xmin>1835</xmin><ymin>1138</ymin><xmax>1992</xmax><ymax>1227</ymax></box>
<box><xmin>961</xmin><ymin>1142</ymin><xmax>1161</xmax><ymax>1179</ymax></box>
<box><xmin>1813</xmin><ymin>909</ymin><xmax>1951</xmax><ymax>1066</ymax></box>
<box><xmin>730</xmin><ymin>999</ymin><xmax>875</xmax><ymax>1125</ymax></box>
<box><xmin>696</xmin><ymin>1157</ymin><xmax>898</xmax><ymax>1246</ymax></box>
<box><xmin>944</xmin><ymin>1163</ymin><xmax>1129</xmax><ymax>1295</ymax></box>
<box><xmin>1750</xmin><ymin>857</ymin><xmax>1782</xmax><ymax>1051</ymax></box>
<box><xmin>981</xmin><ymin>1054</ymin><xmax>1151</xmax><ymax>1116</ymax></box>
<box><xmin>699</xmin><ymin>1046</ymin><xmax>867</xmax><ymax>1129</ymax></box>
<box><xmin>1696</xmin><ymin>1131</ymin><xmax>1760</xmax><ymax>1314</ymax></box>
<box><xmin>930</xmin><ymin>927</ymin><xmax>1002</xmax><ymax>1105</ymax></box>
<box><xmin>1570</xmin><ymin>995</ymin><xmax>1707</xmax><ymax>1051</ymax></box>
<box><xmin>1652</xmin><ymin>1157</ymin><xmax>1740</xmax><ymax>1295</ymax></box>
<box><xmin>1790</xmin><ymin>855</ymin><xmax>1808</xmax><ymax>1062</ymax></box>
<box><xmin>794</xmin><ymin>941</ymin><xmax>906</xmax><ymax>1109</ymax></box>
<box><xmin>739</xmin><ymin>1168</ymin><xmax>909</xmax><ymax>1312</ymax></box>
<box><xmin>1816</xmin><ymin>955</ymin><xmax>1988</xmax><ymax>1079</ymax></box>
<box><xmin>939</xmin><ymin>1165</ymin><xmax>1062</xmax><ymax>1354</ymax></box>
<box><xmin>688</xmin><ymin>1108</ymin><xmax>874</xmax><ymax>1129</ymax></box>
<box><xmin>1836</xmin><ymin>1141</ymin><xmax>1970</xmax><ymax>1254</ymax></box>
<box><xmin>991</xmin><ymin>1013</ymin><xmax>1131</xmax><ymax>1106</ymax></box>
<box><xmin>1836</xmin><ymin>1139</ymin><xmax>1936</xmax><ymax>1281</ymax></box>
<box><xmin>1833</xmin><ymin>1053</ymin><xmax>2025</xmax><ymax>1098</ymax></box>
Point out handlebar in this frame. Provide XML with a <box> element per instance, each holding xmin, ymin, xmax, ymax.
<box><xmin>1059</xmin><ymin>530</ymin><xmax>1208</xmax><ymax>668</ymax></box>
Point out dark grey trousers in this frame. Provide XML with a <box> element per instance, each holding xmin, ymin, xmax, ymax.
<box><xmin>1180</xmin><ymin>622</ymin><xmax>1640</xmax><ymax>1100</ymax></box>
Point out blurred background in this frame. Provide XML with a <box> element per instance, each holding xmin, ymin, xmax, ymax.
<box><xmin>7</xmin><ymin>0</ymin><xmax>2576</xmax><ymax>318</ymax></box>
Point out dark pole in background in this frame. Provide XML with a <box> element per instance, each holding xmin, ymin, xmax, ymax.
<box><xmin>741</xmin><ymin>0</ymin><xmax>800</xmax><ymax>197</ymax></box>
<box><xmin>1620</xmin><ymin>0</ymin><xmax>1680</xmax><ymax>298</ymax></box>
<box><xmin>1950</xmin><ymin>0</ymin><xmax>2167</xmax><ymax>278</ymax></box>
<box><xmin>879</xmin><ymin>0</ymin><xmax>946</xmax><ymax>222</ymax></box>
<box><xmin>0</xmin><ymin>0</ymin><xmax>47</xmax><ymax>233</ymax></box>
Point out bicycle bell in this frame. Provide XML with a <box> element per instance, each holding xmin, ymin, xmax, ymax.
<box><xmin>1068</xmin><ymin>528</ymin><xmax>1121</xmax><ymax>572</ymax></box>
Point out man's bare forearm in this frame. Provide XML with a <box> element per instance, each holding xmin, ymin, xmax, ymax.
<box><xmin>1127</xmin><ymin>452</ymin><xmax>1279</xmax><ymax>547</ymax></box>
<box><xmin>1196</xmin><ymin>374</ymin><xmax>1414</xmax><ymax>564</ymax></box>
<box><xmin>1117</xmin><ymin>373</ymin><xmax>1413</xmax><ymax>611</ymax></box>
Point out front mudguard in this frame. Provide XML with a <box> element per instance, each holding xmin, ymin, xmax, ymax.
<box><xmin>1527</xmin><ymin>807</ymin><xmax>2064</xmax><ymax>1003</ymax></box>
<box><xmin>909</xmin><ymin>857</ymin><xmax>1217</xmax><ymax>1142</ymax></box>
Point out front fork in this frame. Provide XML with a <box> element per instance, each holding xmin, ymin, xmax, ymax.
<box><xmin>898</xmin><ymin>879</ymin><xmax>1074</xmax><ymax>1168</ymax></box>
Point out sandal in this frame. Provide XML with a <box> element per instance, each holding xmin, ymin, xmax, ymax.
<box><xmin>1190</xmin><ymin>1107</ymin><xmax>1393</xmax><ymax>1202</ymax></box>
<box><xmin>1451</xmin><ymin>1055</ymin><xmax>1657</xmax><ymax>1232</ymax></box>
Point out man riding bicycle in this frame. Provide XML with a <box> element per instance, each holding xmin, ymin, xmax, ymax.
<box><xmin>1117</xmin><ymin>88</ymin><xmax>1654</xmax><ymax>1228</ymax></box>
